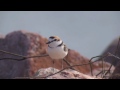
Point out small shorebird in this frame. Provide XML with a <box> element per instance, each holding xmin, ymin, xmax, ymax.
<box><xmin>46</xmin><ymin>36</ymin><xmax>75</xmax><ymax>73</ymax></box>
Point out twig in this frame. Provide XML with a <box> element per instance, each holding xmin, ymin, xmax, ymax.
<box><xmin>0</xmin><ymin>49</ymin><xmax>49</xmax><ymax>61</ymax></box>
<box><xmin>108</xmin><ymin>52</ymin><xmax>120</xmax><ymax>60</ymax></box>
<box><xmin>89</xmin><ymin>56</ymin><xmax>102</xmax><ymax>76</ymax></box>
<box><xmin>63</xmin><ymin>58</ymin><xmax>76</xmax><ymax>71</ymax></box>
<box><xmin>0</xmin><ymin>57</ymin><xmax>26</xmax><ymax>61</ymax></box>
<box><xmin>0</xmin><ymin>49</ymin><xmax>106</xmax><ymax>78</ymax></box>
<box><xmin>105</xmin><ymin>37</ymin><xmax>120</xmax><ymax>75</ymax></box>
<box><xmin>14</xmin><ymin>59</ymin><xmax>101</xmax><ymax>79</ymax></box>
<box><xmin>1</xmin><ymin>37</ymin><xmax>120</xmax><ymax>79</ymax></box>
<box><xmin>41</xmin><ymin>59</ymin><xmax>101</xmax><ymax>78</ymax></box>
<box><xmin>89</xmin><ymin>54</ymin><xmax>108</xmax><ymax>76</ymax></box>
<box><xmin>0</xmin><ymin>50</ymin><xmax>26</xmax><ymax>58</ymax></box>
<box><xmin>96</xmin><ymin>70</ymin><xmax>113</xmax><ymax>78</ymax></box>
<box><xmin>0</xmin><ymin>54</ymin><xmax>49</xmax><ymax>61</ymax></box>
<box><xmin>104</xmin><ymin>37</ymin><xmax>120</xmax><ymax>76</ymax></box>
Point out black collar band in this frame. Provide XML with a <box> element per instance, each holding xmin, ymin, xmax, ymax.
<box><xmin>57</xmin><ymin>41</ymin><xmax>63</xmax><ymax>47</ymax></box>
<box><xmin>48</xmin><ymin>41</ymin><xmax>63</xmax><ymax>48</ymax></box>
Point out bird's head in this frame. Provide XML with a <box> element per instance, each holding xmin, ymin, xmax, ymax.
<box><xmin>46</xmin><ymin>36</ymin><xmax>62</xmax><ymax>47</ymax></box>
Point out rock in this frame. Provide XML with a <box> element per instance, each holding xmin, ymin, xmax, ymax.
<box><xmin>99</xmin><ymin>37</ymin><xmax>120</xmax><ymax>66</ymax></box>
<box><xmin>96</xmin><ymin>37</ymin><xmax>120</xmax><ymax>79</ymax></box>
<box><xmin>0</xmin><ymin>30</ymin><xmax>113</xmax><ymax>79</ymax></box>
<box><xmin>15</xmin><ymin>67</ymin><xmax>99</xmax><ymax>79</ymax></box>
<box><xmin>0</xmin><ymin>30</ymin><xmax>46</xmax><ymax>78</ymax></box>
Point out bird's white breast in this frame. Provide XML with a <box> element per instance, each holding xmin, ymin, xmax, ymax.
<box><xmin>47</xmin><ymin>46</ymin><xmax>68</xmax><ymax>60</ymax></box>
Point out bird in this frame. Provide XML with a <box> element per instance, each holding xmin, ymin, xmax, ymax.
<box><xmin>46</xmin><ymin>36</ymin><xmax>74</xmax><ymax>73</ymax></box>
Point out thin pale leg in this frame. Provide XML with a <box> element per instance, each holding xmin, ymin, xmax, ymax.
<box><xmin>61</xmin><ymin>59</ymin><xmax>63</xmax><ymax>70</ymax></box>
<box><xmin>52</xmin><ymin>60</ymin><xmax>55</xmax><ymax>73</ymax></box>
<box><xmin>63</xmin><ymin>58</ymin><xmax>76</xmax><ymax>70</ymax></box>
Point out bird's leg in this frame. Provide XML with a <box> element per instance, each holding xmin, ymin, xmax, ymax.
<box><xmin>61</xmin><ymin>59</ymin><xmax>63</xmax><ymax>70</ymax></box>
<box><xmin>52</xmin><ymin>59</ymin><xmax>55</xmax><ymax>73</ymax></box>
<box><xmin>63</xmin><ymin>58</ymin><xmax>76</xmax><ymax>71</ymax></box>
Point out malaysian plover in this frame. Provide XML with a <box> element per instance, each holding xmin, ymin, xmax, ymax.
<box><xmin>46</xmin><ymin>36</ymin><xmax>75</xmax><ymax>73</ymax></box>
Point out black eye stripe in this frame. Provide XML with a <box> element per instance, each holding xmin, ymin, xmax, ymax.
<box><xmin>49</xmin><ymin>39</ymin><xmax>56</xmax><ymax>43</ymax></box>
<box><xmin>57</xmin><ymin>41</ymin><xmax>63</xmax><ymax>47</ymax></box>
<box><xmin>48</xmin><ymin>39</ymin><xmax>59</xmax><ymax>44</ymax></box>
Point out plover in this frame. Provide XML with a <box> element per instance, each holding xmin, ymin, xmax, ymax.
<box><xmin>46</xmin><ymin>36</ymin><xmax>75</xmax><ymax>73</ymax></box>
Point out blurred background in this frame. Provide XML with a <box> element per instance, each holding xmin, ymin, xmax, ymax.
<box><xmin>0</xmin><ymin>11</ymin><xmax>120</xmax><ymax>59</ymax></box>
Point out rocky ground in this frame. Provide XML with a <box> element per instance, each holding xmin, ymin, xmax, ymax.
<box><xmin>0</xmin><ymin>30</ymin><xmax>118</xmax><ymax>79</ymax></box>
<box><xmin>15</xmin><ymin>67</ymin><xmax>100</xmax><ymax>79</ymax></box>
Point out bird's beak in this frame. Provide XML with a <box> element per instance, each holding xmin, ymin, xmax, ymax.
<box><xmin>46</xmin><ymin>41</ymin><xmax>51</xmax><ymax>44</ymax></box>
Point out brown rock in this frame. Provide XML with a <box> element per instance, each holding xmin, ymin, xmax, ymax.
<box><xmin>0</xmin><ymin>30</ymin><xmax>112</xmax><ymax>79</ymax></box>
<box><xmin>99</xmin><ymin>37</ymin><xmax>120</xmax><ymax>66</ymax></box>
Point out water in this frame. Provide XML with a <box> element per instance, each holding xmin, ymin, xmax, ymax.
<box><xmin>0</xmin><ymin>11</ymin><xmax>120</xmax><ymax>58</ymax></box>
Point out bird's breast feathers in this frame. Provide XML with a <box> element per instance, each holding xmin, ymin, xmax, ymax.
<box><xmin>47</xmin><ymin>46</ymin><xmax>68</xmax><ymax>59</ymax></box>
